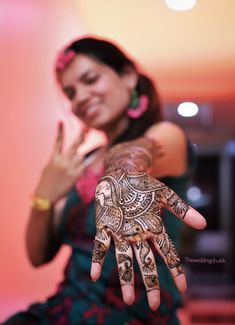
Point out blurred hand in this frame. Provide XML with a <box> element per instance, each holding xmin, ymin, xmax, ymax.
<box><xmin>34</xmin><ymin>122</ymin><xmax>88</xmax><ymax>203</ymax></box>
<box><xmin>91</xmin><ymin>172</ymin><xmax>206</xmax><ymax>311</ymax></box>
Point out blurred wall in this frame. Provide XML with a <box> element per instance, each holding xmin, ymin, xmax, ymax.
<box><xmin>0</xmin><ymin>0</ymin><xmax>87</xmax><ymax>321</ymax></box>
<box><xmin>0</xmin><ymin>0</ymin><xmax>234</xmax><ymax>322</ymax></box>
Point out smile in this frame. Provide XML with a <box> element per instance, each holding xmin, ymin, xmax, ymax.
<box><xmin>80</xmin><ymin>103</ymin><xmax>101</xmax><ymax>119</ymax></box>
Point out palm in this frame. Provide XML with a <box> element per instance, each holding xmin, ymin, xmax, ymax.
<box><xmin>91</xmin><ymin>172</ymin><xmax>206</xmax><ymax>310</ymax></box>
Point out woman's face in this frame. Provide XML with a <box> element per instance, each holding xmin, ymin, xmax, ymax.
<box><xmin>60</xmin><ymin>54</ymin><xmax>137</xmax><ymax>132</ymax></box>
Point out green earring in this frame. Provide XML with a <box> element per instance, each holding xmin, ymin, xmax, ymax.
<box><xmin>130</xmin><ymin>89</ymin><xmax>139</xmax><ymax>108</ymax></box>
<box><xmin>127</xmin><ymin>89</ymin><xmax>149</xmax><ymax>119</ymax></box>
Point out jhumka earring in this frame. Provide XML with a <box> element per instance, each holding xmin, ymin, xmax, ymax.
<box><xmin>127</xmin><ymin>89</ymin><xmax>149</xmax><ymax>119</ymax></box>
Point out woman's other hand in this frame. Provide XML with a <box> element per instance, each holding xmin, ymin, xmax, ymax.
<box><xmin>34</xmin><ymin>122</ymin><xmax>88</xmax><ymax>203</ymax></box>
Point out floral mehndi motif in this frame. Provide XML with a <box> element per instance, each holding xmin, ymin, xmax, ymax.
<box><xmin>90</xmin><ymin>137</ymin><xmax>203</xmax><ymax>310</ymax></box>
<box><xmin>93</xmin><ymin>172</ymin><xmax>188</xmax><ymax>293</ymax></box>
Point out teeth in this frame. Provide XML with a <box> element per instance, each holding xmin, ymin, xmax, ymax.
<box><xmin>85</xmin><ymin>105</ymin><xmax>99</xmax><ymax>116</ymax></box>
<box><xmin>88</xmin><ymin>106</ymin><xmax>97</xmax><ymax>112</ymax></box>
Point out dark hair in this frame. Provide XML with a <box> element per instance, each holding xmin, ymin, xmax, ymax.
<box><xmin>58</xmin><ymin>37</ymin><xmax>162</xmax><ymax>144</ymax></box>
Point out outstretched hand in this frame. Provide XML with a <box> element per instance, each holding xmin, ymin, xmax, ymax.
<box><xmin>91</xmin><ymin>172</ymin><xmax>206</xmax><ymax>311</ymax></box>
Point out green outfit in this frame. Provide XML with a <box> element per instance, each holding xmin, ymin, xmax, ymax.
<box><xmin>3</xmin><ymin>145</ymin><xmax>194</xmax><ymax>325</ymax></box>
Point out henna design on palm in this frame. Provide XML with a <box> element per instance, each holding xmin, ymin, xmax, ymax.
<box><xmin>145</xmin><ymin>275</ymin><xmax>159</xmax><ymax>291</ymax></box>
<box><xmin>91</xmin><ymin>139</ymin><xmax>206</xmax><ymax>310</ymax></box>
<box><xmin>118</xmin><ymin>254</ymin><xmax>133</xmax><ymax>283</ymax></box>
<box><xmin>154</xmin><ymin>229</ymin><xmax>182</xmax><ymax>273</ymax></box>
<box><xmin>93</xmin><ymin>172</ymin><xmax>189</xmax><ymax>287</ymax></box>
<box><xmin>161</xmin><ymin>187</ymin><xmax>189</xmax><ymax>219</ymax></box>
<box><xmin>115</xmin><ymin>239</ymin><xmax>134</xmax><ymax>286</ymax></box>
<box><xmin>134</xmin><ymin>241</ymin><xmax>159</xmax><ymax>291</ymax></box>
<box><xmin>137</xmin><ymin>241</ymin><xmax>155</xmax><ymax>274</ymax></box>
<box><xmin>96</xmin><ymin>228</ymin><xmax>109</xmax><ymax>241</ymax></box>
<box><xmin>115</xmin><ymin>239</ymin><xmax>130</xmax><ymax>253</ymax></box>
<box><xmin>92</xmin><ymin>239</ymin><xmax>107</xmax><ymax>264</ymax></box>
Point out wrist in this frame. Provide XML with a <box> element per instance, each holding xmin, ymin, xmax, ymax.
<box><xmin>31</xmin><ymin>195</ymin><xmax>52</xmax><ymax>212</ymax></box>
<box><xmin>104</xmin><ymin>139</ymin><xmax>155</xmax><ymax>175</ymax></box>
<box><xmin>34</xmin><ymin>185</ymin><xmax>59</xmax><ymax>204</ymax></box>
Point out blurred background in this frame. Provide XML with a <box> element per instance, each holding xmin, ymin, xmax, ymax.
<box><xmin>0</xmin><ymin>0</ymin><xmax>234</xmax><ymax>323</ymax></box>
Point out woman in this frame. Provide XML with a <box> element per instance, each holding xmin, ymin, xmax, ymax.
<box><xmin>4</xmin><ymin>37</ymin><xmax>206</xmax><ymax>325</ymax></box>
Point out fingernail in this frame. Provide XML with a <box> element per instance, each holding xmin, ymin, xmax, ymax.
<box><xmin>176</xmin><ymin>273</ymin><xmax>187</xmax><ymax>292</ymax></box>
<box><xmin>122</xmin><ymin>285</ymin><xmax>135</xmax><ymax>305</ymax></box>
<box><xmin>148</xmin><ymin>290</ymin><xmax>160</xmax><ymax>311</ymax></box>
<box><xmin>90</xmin><ymin>264</ymin><xmax>101</xmax><ymax>282</ymax></box>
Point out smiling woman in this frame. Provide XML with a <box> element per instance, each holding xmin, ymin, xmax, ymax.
<box><xmin>3</xmin><ymin>37</ymin><xmax>206</xmax><ymax>325</ymax></box>
<box><xmin>59</xmin><ymin>54</ymin><xmax>132</xmax><ymax>133</ymax></box>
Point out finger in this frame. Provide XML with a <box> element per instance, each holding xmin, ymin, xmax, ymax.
<box><xmin>183</xmin><ymin>207</ymin><xmax>207</xmax><ymax>230</ymax></box>
<box><xmin>90</xmin><ymin>228</ymin><xmax>111</xmax><ymax>282</ymax></box>
<box><xmin>67</xmin><ymin>127</ymin><xmax>88</xmax><ymax>157</ymax></box>
<box><xmin>114</xmin><ymin>239</ymin><xmax>135</xmax><ymax>305</ymax></box>
<box><xmin>70</xmin><ymin>153</ymin><xmax>93</xmax><ymax>178</ymax></box>
<box><xmin>160</xmin><ymin>186</ymin><xmax>207</xmax><ymax>230</ymax></box>
<box><xmin>53</xmin><ymin>121</ymin><xmax>64</xmax><ymax>154</ymax></box>
<box><xmin>133</xmin><ymin>241</ymin><xmax>160</xmax><ymax>311</ymax></box>
<box><xmin>69</xmin><ymin>164</ymin><xmax>86</xmax><ymax>181</ymax></box>
<box><xmin>70</xmin><ymin>153</ymin><xmax>84</xmax><ymax>169</ymax></box>
<box><xmin>152</xmin><ymin>228</ymin><xmax>187</xmax><ymax>293</ymax></box>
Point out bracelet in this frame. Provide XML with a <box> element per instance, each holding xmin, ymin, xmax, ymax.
<box><xmin>31</xmin><ymin>195</ymin><xmax>52</xmax><ymax>211</ymax></box>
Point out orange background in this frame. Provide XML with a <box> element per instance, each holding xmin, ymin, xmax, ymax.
<box><xmin>0</xmin><ymin>1</ymin><xmax>84</xmax><ymax>320</ymax></box>
<box><xmin>1</xmin><ymin>0</ymin><xmax>234</xmax><ymax>322</ymax></box>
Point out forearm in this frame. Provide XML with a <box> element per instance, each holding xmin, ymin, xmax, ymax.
<box><xmin>105</xmin><ymin>137</ymin><xmax>159</xmax><ymax>175</ymax></box>
<box><xmin>26</xmin><ymin>207</ymin><xmax>61</xmax><ymax>267</ymax></box>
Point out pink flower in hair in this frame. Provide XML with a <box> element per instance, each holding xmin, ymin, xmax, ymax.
<box><xmin>56</xmin><ymin>49</ymin><xmax>75</xmax><ymax>71</ymax></box>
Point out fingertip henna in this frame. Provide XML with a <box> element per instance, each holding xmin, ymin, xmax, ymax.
<box><xmin>117</xmin><ymin>254</ymin><xmax>133</xmax><ymax>284</ymax></box>
<box><xmin>160</xmin><ymin>187</ymin><xmax>189</xmax><ymax>219</ymax></box>
<box><xmin>145</xmin><ymin>275</ymin><xmax>160</xmax><ymax>290</ymax></box>
<box><xmin>92</xmin><ymin>239</ymin><xmax>107</xmax><ymax>263</ymax></box>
